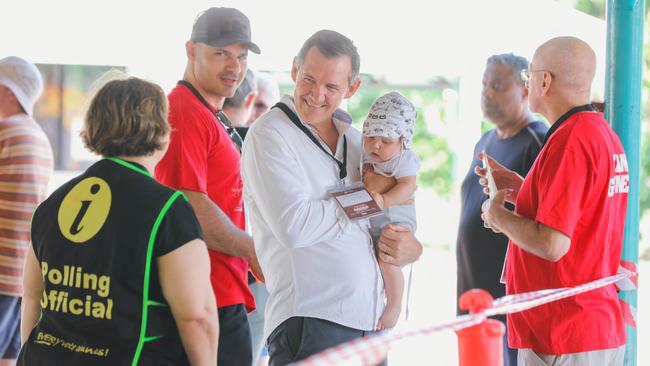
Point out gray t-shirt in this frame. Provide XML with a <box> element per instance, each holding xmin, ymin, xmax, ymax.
<box><xmin>363</xmin><ymin>149</ymin><xmax>420</xmax><ymax>179</ymax></box>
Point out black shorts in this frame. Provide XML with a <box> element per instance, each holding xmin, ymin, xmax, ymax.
<box><xmin>267</xmin><ymin>316</ymin><xmax>387</xmax><ymax>366</ymax></box>
<box><xmin>218</xmin><ymin>304</ymin><xmax>253</xmax><ymax>366</ymax></box>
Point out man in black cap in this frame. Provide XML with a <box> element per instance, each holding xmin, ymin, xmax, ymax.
<box><xmin>155</xmin><ymin>7</ymin><xmax>262</xmax><ymax>366</ymax></box>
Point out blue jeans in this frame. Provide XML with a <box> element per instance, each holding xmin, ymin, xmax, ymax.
<box><xmin>247</xmin><ymin>281</ymin><xmax>269</xmax><ymax>365</ymax></box>
<box><xmin>0</xmin><ymin>294</ymin><xmax>21</xmax><ymax>359</ymax></box>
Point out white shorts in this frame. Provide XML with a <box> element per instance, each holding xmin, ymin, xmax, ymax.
<box><xmin>517</xmin><ymin>345</ymin><xmax>625</xmax><ymax>366</ymax></box>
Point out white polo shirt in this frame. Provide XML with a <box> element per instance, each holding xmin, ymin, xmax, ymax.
<box><xmin>241</xmin><ymin>96</ymin><xmax>384</xmax><ymax>340</ymax></box>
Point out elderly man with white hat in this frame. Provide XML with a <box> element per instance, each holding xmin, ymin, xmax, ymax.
<box><xmin>0</xmin><ymin>56</ymin><xmax>53</xmax><ymax>364</ymax></box>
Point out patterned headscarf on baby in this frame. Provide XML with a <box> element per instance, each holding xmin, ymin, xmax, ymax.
<box><xmin>362</xmin><ymin>91</ymin><xmax>416</xmax><ymax>149</ymax></box>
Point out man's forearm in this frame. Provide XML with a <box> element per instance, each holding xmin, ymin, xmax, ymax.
<box><xmin>493</xmin><ymin>210</ymin><xmax>569</xmax><ymax>262</ymax></box>
<box><xmin>182</xmin><ymin>190</ymin><xmax>254</xmax><ymax>259</ymax></box>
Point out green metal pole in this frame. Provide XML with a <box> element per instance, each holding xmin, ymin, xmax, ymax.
<box><xmin>605</xmin><ymin>1</ymin><xmax>644</xmax><ymax>365</ymax></box>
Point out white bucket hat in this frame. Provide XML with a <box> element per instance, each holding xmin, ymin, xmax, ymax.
<box><xmin>362</xmin><ymin>91</ymin><xmax>416</xmax><ymax>149</ymax></box>
<box><xmin>0</xmin><ymin>56</ymin><xmax>44</xmax><ymax>116</ymax></box>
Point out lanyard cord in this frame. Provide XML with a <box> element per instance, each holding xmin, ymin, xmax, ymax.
<box><xmin>177</xmin><ymin>80</ymin><xmax>243</xmax><ymax>151</ymax></box>
<box><xmin>273</xmin><ymin>102</ymin><xmax>348</xmax><ymax>181</ymax></box>
<box><xmin>543</xmin><ymin>104</ymin><xmax>596</xmax><ymax>146</ymax></box>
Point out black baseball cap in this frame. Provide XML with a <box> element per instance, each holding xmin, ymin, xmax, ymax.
<box><xmin>190</xmin><ymin>7</ymin><xmax>261</xmax><ymax>54</ymax></box>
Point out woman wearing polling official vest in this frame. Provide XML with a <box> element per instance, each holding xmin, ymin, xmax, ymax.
<box><xmin>17</xmin><ymin>77</ymin><xmax>219</xmax><ymax>365</ymax></box>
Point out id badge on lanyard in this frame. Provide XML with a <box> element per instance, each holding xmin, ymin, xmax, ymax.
<box><xmin>328</xmin><ymin>182</ymin><xmax>383</xmax><ymax>221</ymax></box>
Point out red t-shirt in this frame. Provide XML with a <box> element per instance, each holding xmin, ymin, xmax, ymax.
<box><xmin>505</xmin><ymin>111</ymin><xmax>628</xmax><ymax>354</ymax></box>
<box><xmin>155</xmin><ymin>83</ymin><xmax>254</xmax><ymax>310</ymax></box>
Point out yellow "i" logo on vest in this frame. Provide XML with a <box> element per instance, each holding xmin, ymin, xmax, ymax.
<box><xmin>57</xmin><ymin>177</ymin><xmax>112</xmax><ymax>243</ymax></box>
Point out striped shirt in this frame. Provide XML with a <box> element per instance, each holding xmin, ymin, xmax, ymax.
<box><xmin>0</xmin><ymin>114</ymin><xmax>53</xmax><ymax>296</ymax></box>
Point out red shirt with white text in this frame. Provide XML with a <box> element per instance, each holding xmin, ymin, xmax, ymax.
<box><xmin>505</xmin><ymin>111</ymin><xmax>628</xmax><ymax>354</ymax></box>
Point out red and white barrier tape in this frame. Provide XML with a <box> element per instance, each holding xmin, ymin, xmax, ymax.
<box><xmin>617</xmin><ymin>261</ymin><xmax>639</xmax><ymax>327</ymax></box>
<box><xmin>292</xmin><ymin>271</ymin><xmax>637</xmax><ymax>366</ymax></box>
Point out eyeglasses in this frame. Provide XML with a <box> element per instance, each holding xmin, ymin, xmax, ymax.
<box><xmin>520</xmin><ymin>68</ymin><xmax>553</xmax><ymax>85</ymax></box>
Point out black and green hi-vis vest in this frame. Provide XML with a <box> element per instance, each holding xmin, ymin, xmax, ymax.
<box><xmin>18</xmin><ymin>158</ymin><xmax>196</xmax><ymax>366</ymax></box>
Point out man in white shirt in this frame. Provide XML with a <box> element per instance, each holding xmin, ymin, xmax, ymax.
<box><xmin>241</xmin><ymin>30</ymin><xmax>422</xmax><ymax>366</ymax></box>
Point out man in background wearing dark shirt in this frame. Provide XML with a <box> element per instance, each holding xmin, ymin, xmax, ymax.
<box><xmin>455</xmin><ymin>53</ymin><xmax>548</xmax><ymax>366</ymax></box>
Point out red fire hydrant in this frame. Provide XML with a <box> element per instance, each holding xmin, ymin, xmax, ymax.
<box><xmin>455</xmin><ymin>289</ymin><xmax>505</xmax><ymax>366</ymax></box>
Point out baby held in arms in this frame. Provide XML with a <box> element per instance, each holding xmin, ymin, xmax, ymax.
<box><xmin>362</xmin><ymin>92</ymin><xmax>419</xmax><ymax>329</ymax></box>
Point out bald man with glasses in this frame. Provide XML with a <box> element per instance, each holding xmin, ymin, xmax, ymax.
<box><xmin>480</xmin><ymin>37</ymin><xmax>629</xmax><ymax>366</ymax></box>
